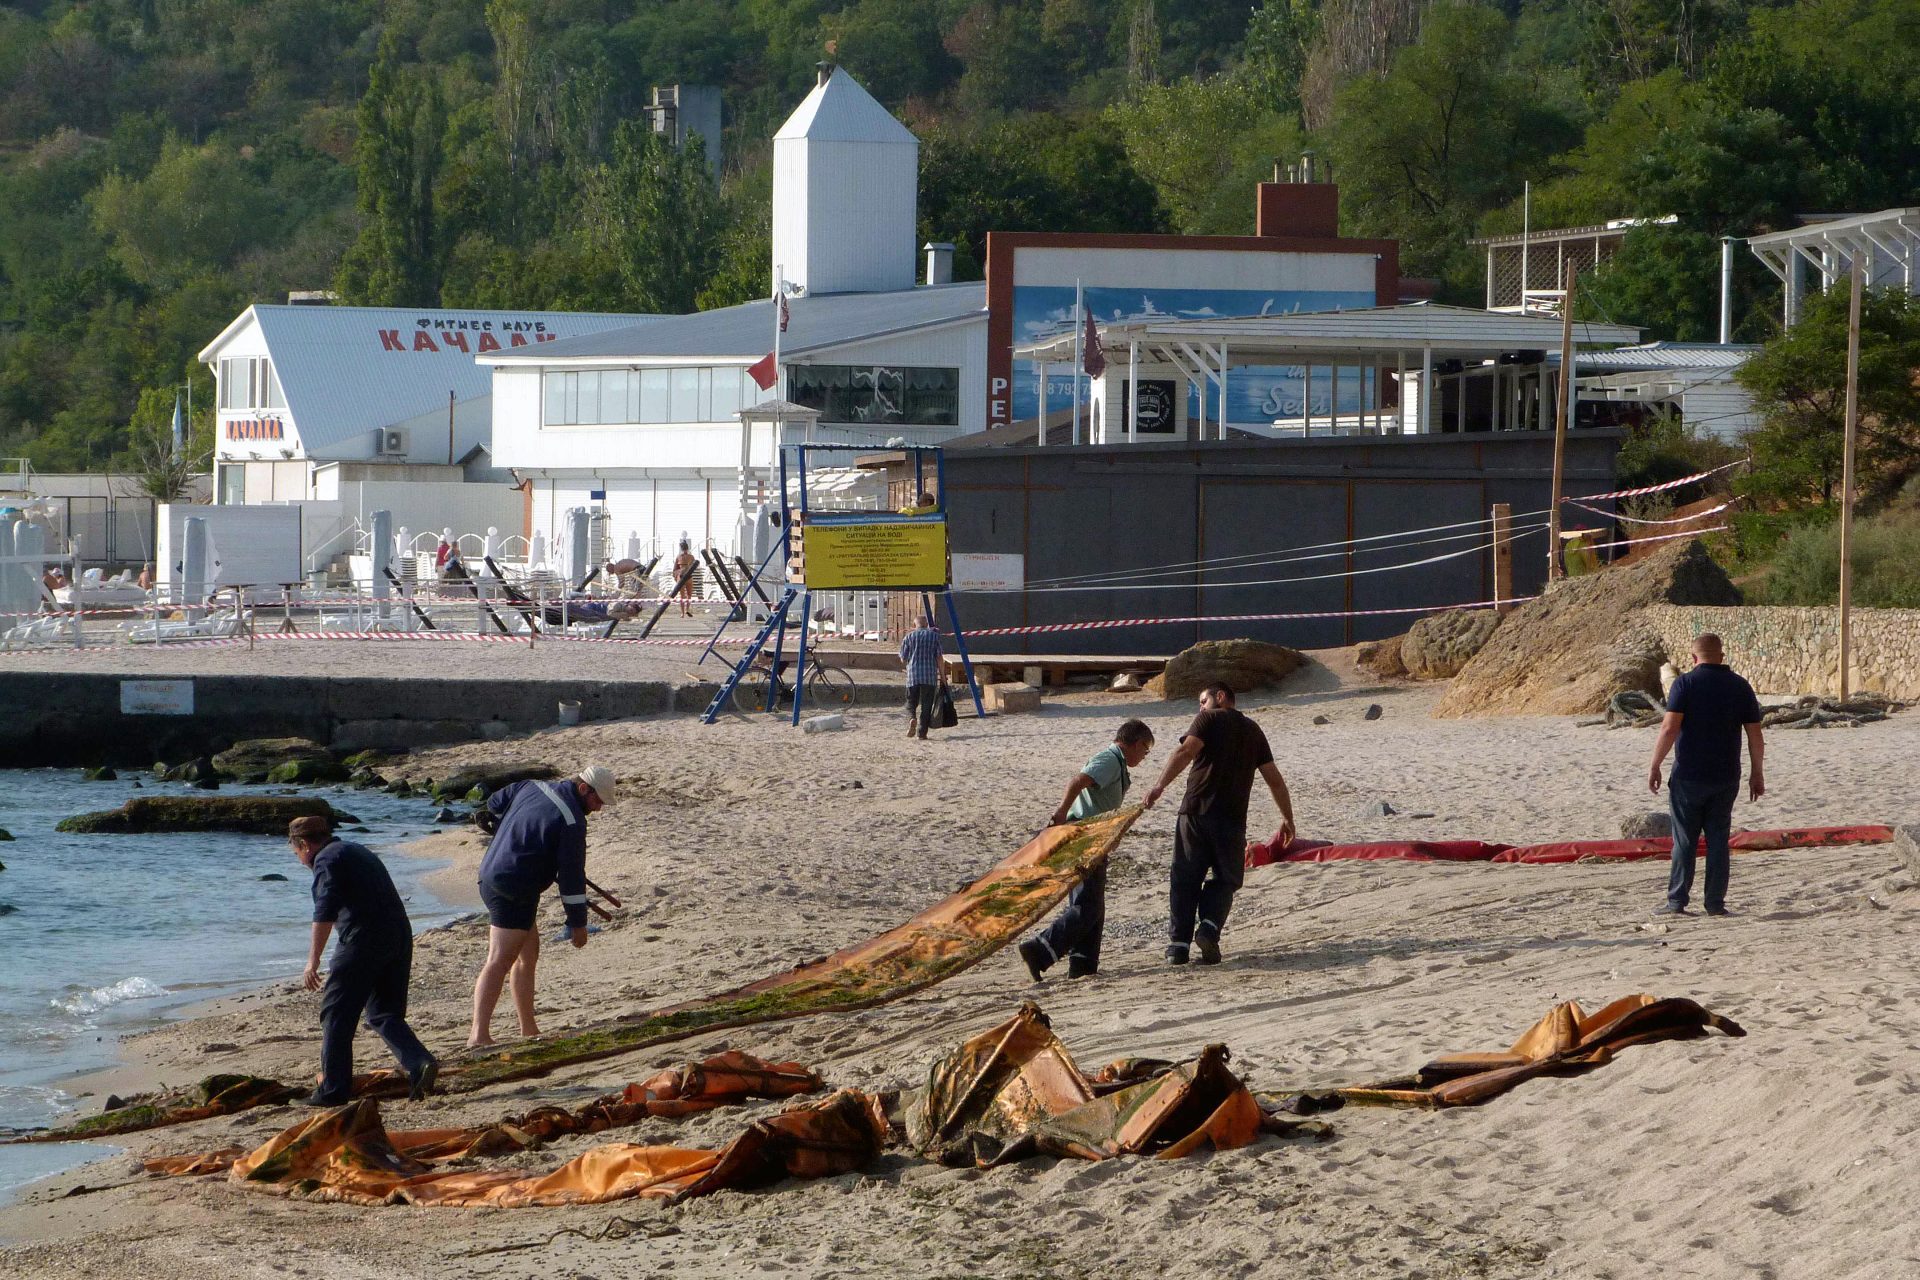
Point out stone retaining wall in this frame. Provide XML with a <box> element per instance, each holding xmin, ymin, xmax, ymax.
<box><xmin>1640</xmin><ymin>605</ymin><xmax>1920</xmax><ymax>700</ymax></box>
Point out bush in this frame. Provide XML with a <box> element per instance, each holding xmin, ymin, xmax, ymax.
<box><xmin>1759</xmin><ymin>508</ymin><xmax>1920</xmax><ymax>607</ymax></box>
<box><xmin>1615</xmin><ymin>411</ymin><xmax>1743</xmax><ymax>497</ymax></box>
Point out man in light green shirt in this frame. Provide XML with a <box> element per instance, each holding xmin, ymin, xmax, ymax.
<box><xmin>1018</xmin><ymin>719</ymin><xmax>1155</xmax><ymax>981</ymax></box>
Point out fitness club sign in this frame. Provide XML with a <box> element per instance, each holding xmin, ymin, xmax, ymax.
<box><xmin>374</xmin><ymin>316</ymin><xmax>561</xmax><ymax>354</ymax></box>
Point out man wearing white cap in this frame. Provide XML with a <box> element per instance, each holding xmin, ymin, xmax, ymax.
<box><xmin>467</xmin><ymin>765</ymin><xmax>616</xmax><ymax>1048</ymax></box>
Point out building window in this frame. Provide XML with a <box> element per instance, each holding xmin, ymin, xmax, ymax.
<box><xmin>542</xmin><ymin>366</ymin><xmax>765</xmax><ymax>426</ymax></box>
<box><xmin>219</xmin><ymin>357</ymin><xmax>284</xmax><ymax>411</ymax></box>
<box><xmin>789</xmin><ymin>365</ymin><xmax>958</xmax><ymax>426</ymax></box>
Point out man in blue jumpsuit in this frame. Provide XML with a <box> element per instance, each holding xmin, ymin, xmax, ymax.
<box><xmin>290</xmin><ymin>814</ymin><xmax>437</xmax><ymax>1106</ymax></box>
<box><xmin>1018</xmin><ymin>719</ymin><xmax>1155</xmax><ymax>981</ymax></box>
<box><xmin>467</xmin><ymin>765</ymin><xmax>615</xmax><ymax>1048</ymax></box>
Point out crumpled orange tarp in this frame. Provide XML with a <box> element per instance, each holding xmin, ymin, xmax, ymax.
<box><xmin>901</xmin><ymin>1002</ymin><xmax>1318</xmax><ymax>1167</ymax></box>
<box><xmin>1299</xmin><ymin>994</ymin><xmax>1745</xmax><ymax>1109</ymax></box>
<box><xmin>151</xmin><ymin>1084</ymin><xmax>887</xmax><ymax>1208</ymax></box>
<box><xmin>145</xmin><ymin>1050</ymin><xmax>821</xmax><ymax>1178</ymax></box>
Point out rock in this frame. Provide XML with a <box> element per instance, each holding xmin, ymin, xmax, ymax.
<box><xmin>82</xmin><ymin>766</ymin><xmax>117</xmax><ymax>781</ymax></box>
<box><xmin>800</xmin><ymin>714</ymin><xmax>846</xmax><ymax>734</ymax></box>
<box><xmin>480</xmin><ymin>721</ymin><xmax>511</xmax><ymax>741</ymax></box>
<box><xmin>1109</xmin><ymin>672</ymin><xmax>1143</xmax><ymax>693</ymax></box>
<box><xmin>200</xmin><ymin>1042</ymin><xmax>239</xmax><ymax>1054</ymax></box>
<box><xmin>428</xmin><ymin>763</ymin><xmax>558</xmax><ymax>803</ymax></box>
<box><xmin>213</xmin><ymin>738</ymin><xmax>345</xmax><ymax>785</ymax></box>
<box><xmin>130</xmin><ymin>780</ymin><xmax>142</xmax><ymax>789</ymax></box>
<box><xmin>1354</xmin><ymin>799</ymin><xmax>1396</xmax><ymax>818</ymax></box>
<box><xmin>1402</xmin><ymin>610</ymin><xmax>1504</xmax><ymax>680</ymax></box>
<box><xmin>0</xmin><ymin>828</ymin><xmax>12</xmax><ymax>841</ymax></box>
<box><xmin>1622</xmin><ymin>812</ymin><xmax>1673</xmax><ymax>840</ymax></box>
<box><xmin>1895</xmin><ymin>826</ymin><xmax>1920</xmax><ymax>882</ymax></box>
<box><xmin>1356</xmin><ymin>635</ymin><xmax>1408</xmax><ymax>678</ymax></box>
<box><xmin>55</xmin><ymin>796</ymin><xmax>354</xmax><ymax>836</ymax></box>
<box><xmin>102</xmin><ymin>1095</ymin><xmax>126</xmax><ymax>1113</ymax></box>
<box><xmin>1363</xmin><ymin>704</ymin><xmax>1383</xmax><ymax>721</ymax></box>
<box><xmin>340</xmin><ymin>749</ymin><xmax>403</xmax><ymax>773</ymax></box>
<box><xmin>1436</xmin><ymin>540</ymin><xmax>1740</xmax><ymax>719</ymax></box>
<box><xmin>164</xmin><ymin>756</ymin><xmax>215</xmax><ymax>783</ymax></box>
<box><xmin>258</xmin><ymin>872</ymin><xmax>289</xmax><ymax>881</ymax></box>
<box><xmin>433</xmin><ymin>807</ymin><xmax>462</xmax><ymax>824</ymax></box>
<box><xmin>0</xmin><ymin>903</ymin><xmax>16</xmax><ymax>917</ymax></box>
<box><xmin>982</xmin><ymin>683</ymin><xmax>1043</xmax><ymax>715</ymax></box>
<box><xmin>192</xmin><ymin>776</ymin><xmax>221</xmax><ymax>790</ymax></box>
<box><xmin>151</xmin><ymin>762</ymin><xmax>170</xmax><ymax>778</ymax></box>
<box><xmin>1147</xmin><ymin>639</ymin><xmax>1308</xmax><ymax>700</ymax></box>
<box><xmin>0</xmin><ymin>858</ymin><xmax>6</xmax><ymax>870</ymax></box>
<box><xmin>1311</xmin><ymin>714</ymin><xmax>1331</xmax><ymax>725</ymax></box>
<box><xmin>838</xmin><ymin>780</ymin><xmax>864</xmax><ymax>790</ymax></box>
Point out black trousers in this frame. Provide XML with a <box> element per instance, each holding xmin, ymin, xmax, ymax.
<box><xmin>906</xmin><ymin>682</ymin><xmax>938</xmax><ymax>734</ymax></box>
<box><xmin>318</xmin><ymin>943</ymin><xmax>432</xmax><ymax>1100</ymax></box>
<box><xmin>1033</xmin><ymin>865</ymin><xmax>1107</xmax><ymax>970</ymax></box>
<box><xmin>1169</xmin><ymin>811</ymin><xmax>1246</xmax><ymax>949</ymax></box>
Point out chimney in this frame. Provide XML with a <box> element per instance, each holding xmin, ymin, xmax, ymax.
<box><xmin>924</xmin><ymin>242</ymin><xmax>954</xmax><ymax>286</ymax></box>
<box><xmin>816</xmin><ymin>60</ymin><xmax>835</xmax><ymax>87</ymax></box>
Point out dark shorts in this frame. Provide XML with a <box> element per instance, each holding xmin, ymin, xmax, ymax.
<box><xmin>479</xmin><ymin>879</ymin><xmax>540</xmax><ymax>931</ymax></box>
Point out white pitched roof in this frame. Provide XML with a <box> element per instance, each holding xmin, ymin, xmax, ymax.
<box><xmin>773</xmin><ymin>67</ymin><xmax>917</xmax><ymax>145</ymax></box>
<box><xmin>200</xmin><ymin>304</ymin><xmax>659</xmax><ymax>452</ymax></box>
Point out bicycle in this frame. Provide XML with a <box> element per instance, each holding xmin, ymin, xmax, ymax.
<box><xmin>731</xmin><ymin>653</ymin><xmax>857</xmax><ymax>713</ymax></box>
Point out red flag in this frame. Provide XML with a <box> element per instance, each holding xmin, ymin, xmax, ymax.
<box><xmin>747</xmin><ymin>352</ymin><xmax>778</xmax><ymax>391</ymax></box>
<box><xmin>778</xmin><ymin>292</ymin><xmax>790</xmax><ymax>333</ymax></box>
<box><xmin>1082</xmin><ymin>309</ymin><xmax>1106</xmax><ymax>377</ymax></box>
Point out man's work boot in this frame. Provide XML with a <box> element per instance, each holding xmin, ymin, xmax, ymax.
<box><xmin>1017</xmin><ymin>938</ymin><xmax>1050</xmax><ymax>983</ymax></box>
<box><xmin>1165</xmin><ymin>944</ymin><xmax>1189</xmax><ymax>966</ymax></box>
<box><xmin>916</xmin><ymin>726</ymin><xmax>928</xmax><ymax>740</ymax></box>
<box><xmin>1193</xmin><ymin>933</ymin><xmax>1222</xmax><ymax>966</ymax></box>
<box><xmin>1066</xmin><ymin>957</ymin><xmax>1098</xmax><ymax>980</ymax></box>
<box><xmin>905</xmin><ymin>718</ymin><xmax>918</xmax><ymax>738</ymax></box>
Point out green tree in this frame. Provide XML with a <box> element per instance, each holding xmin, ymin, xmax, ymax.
<box><xmin>89</xmin><ymin>137</ymin><xmax>282</xmax><ymax>289</ymax></box>
<box><xmin>335</xmin><ymin>35</ymin><xmax>447</xmax><ymax>306</ymax></box>
<box><xmin>1737</xmin><ymin>284</ymin><xmax>1920</xmax><ymax>510</ymax></box>
<box><xmin>1108</xmin><ymin>74</ymin><xmax>1294</xmax><ymax>235</ymax></box>
<box><xmin>569</xmin><ymin>124</ymin><xmax>723</xmax><ymax>314</ymax></box>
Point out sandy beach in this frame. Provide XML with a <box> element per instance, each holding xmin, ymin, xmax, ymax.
<box><xmin>4</xmin><ymin>650</ymin><xmax>1917</xmax><ymax>1279</ymax></box>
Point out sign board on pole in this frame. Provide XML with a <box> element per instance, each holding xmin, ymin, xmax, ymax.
<box><xmin>803</xmin><ymin>520</ymin><xmax>948</xmax><ymax>590</ymax></box>
<box><xmin>950</xmin><ymin>552</ymin><xmax>1024</xmax><ymax>592</ymax></box>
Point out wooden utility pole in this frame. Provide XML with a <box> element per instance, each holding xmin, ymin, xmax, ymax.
<box><xmin>1546</xmin><ymin>262</ymin><xmax>1577</xmax><ymax>581</ymax></box>
<box><xmin>1838</xmin><ymin>259</ymin><xmax>1863</xmax><ymax>699</ymax></box>
<box><xmin>1491</xmin><ymin>503</ymin><xmax>1514</xmax><ymax>612</ymax></box>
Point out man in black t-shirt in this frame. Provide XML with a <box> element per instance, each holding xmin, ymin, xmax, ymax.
<box><xmin>1144</xmin><ymin>683</ymin><xmax>1297</xmax><ymax>965</ymax></box>
<box><xmin>290</xmin><ymin>815</ymin><xmax>438</xmax><ymax>1105</ymax></box>
<box><xmin>1647</xmin><ymin>633</ymin><xmax>1766</xmax><ymax>917</ymax></box>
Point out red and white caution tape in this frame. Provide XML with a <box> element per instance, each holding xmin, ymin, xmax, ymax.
<box><xmin>1563</xmin><ymin>498</ymin><xmax>1735</xmax><ymax>525</ymax></box>
<box><xmin>1563</xmin><ymin>459</ymin><xmax>1745</xmax><ymax>503</ymax></box>
<box><xmin>1582</xmin><ymin>525</ymin><xmax>1728</xmax><ymax>555</ymax></box>
<box><xmin>955</xmin><ymin>597</ymin><xmax>1534</xmax><ymax>640</ymax></box>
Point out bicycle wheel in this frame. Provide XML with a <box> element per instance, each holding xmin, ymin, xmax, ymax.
<box><xmin>731</xmin><ymin>667</ymin><xmax>779</xmax><ymax>714</ymax></box>
<box><xmin>808</xmin><ymin>664</ymin><xmax>857</xmax><ymax>710</ymax></box>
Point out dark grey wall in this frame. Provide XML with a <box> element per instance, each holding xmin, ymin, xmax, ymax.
<box><xmin>941</xmin><ymin>431</ymin><xmax>1622</xmax><ymax>654</ymax></box>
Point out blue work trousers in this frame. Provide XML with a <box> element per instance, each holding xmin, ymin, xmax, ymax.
<box><xmin>1666</xmin><ymin>778</ymin><xmax>1740</xmax><ymax>912</ymax></box>
<box><xmin>318</xmin><ymin>944</ymin><xmax>432</xmax><ymax>1101</ymax></box>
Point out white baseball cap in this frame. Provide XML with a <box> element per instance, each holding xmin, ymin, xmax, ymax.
<box><xmin>577</xmin><ymin>765</ymin><xmax>617</xmax><ymax>804</ymax></box>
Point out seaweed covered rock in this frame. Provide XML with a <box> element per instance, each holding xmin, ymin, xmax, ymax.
<box><xmin>1402</xmin><ymin>609</ymin><xmax>1504</xmax><ymax>680</ymax></box>
<box><xmin>1146</xmin><ymin>640</ymin><xmax>1306</xmax><ymax>701</ymax></box>
<box><xmin>56</xmin><ymin>795</ymin><xmax>356</xmax><ymax>835</ymax></box>
<box><xmin>428</xmin><ymin>763</ymin><xmax>557</xmax><ymax>803</ymax></box>
<box><xmin>1435</xmin><ymin>540</ymin><xmax>1740</xmax><ymax>718</ymax></box>
<box><xmin>212</xmin><ymin>738</ymin><xmax>345</xmax><ymax>784</ymax></box>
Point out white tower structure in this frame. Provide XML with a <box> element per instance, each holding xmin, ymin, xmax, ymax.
<box><xmin>771</xmin><ymin>64</ymin><xmax>919</xmax><ymax>297</ymax></box>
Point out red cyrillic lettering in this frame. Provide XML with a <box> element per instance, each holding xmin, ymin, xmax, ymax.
<box><xmin>379</xmin><ymin>329</ymin><xmax>404</xmax><ymax>351</ymax></box>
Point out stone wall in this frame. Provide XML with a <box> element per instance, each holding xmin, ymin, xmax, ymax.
<box><xmin>1640</xmin><ymin>605</ymin><xmax>1920</xmax><ymax>700</ymax></box>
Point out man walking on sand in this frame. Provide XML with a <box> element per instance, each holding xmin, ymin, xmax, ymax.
<box><xmin>1144</xmin><ymin>684</ymin><xmax>1296</xmax><ymax>966</ymax></box>
<box><xmin>1647</xmin><ymin>633</ymin><xmax>1765</xmax><ymax>917</ymax></box>
<box><xmin>899</xmin><ymin>611</ymin><xmax>944</xmax><ymax>740</ymax></box>
<box><xmin>1018</xmin><ymin>719</ymin><xmax>1156</xmax><ymax>981</ymax></box>
<box><xmin>468</xmin><ymin>766</ymin><xmax>615</xmax><ymax>1047</ymax></box>
<box><xmin>289</xmin><ymin>815</ymin><xmax>438</xmax><ymax>1106</ymax></box>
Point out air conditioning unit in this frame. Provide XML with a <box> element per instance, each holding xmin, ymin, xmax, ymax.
<box><xmin>376</xmin><ymin>428</ymin><xmax>409</xmax><ymax>456</ymax></box>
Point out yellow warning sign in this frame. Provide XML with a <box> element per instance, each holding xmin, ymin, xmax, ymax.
<box><xmin>803</xmin><ymin>521</ymin><xmax>949</xmax><ymax>590</ymax></box>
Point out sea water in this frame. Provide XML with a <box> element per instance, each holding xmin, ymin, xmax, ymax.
<box><xmin>0</xmin><ymin>769</ymin><xmax>463</xmax><ymax>1204</ymax></box>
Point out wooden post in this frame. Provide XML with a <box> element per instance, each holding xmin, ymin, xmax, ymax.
<box><xmin>1547</xmin><ymin>261</ymin><xmax>1577</xmax><ymax>581</ymax></box>
<box><xmin>1492</xmin><ymin>503</ymin><xmax>1514</xmax><ymax>613</ymax></box>
<box><xmin>1839</xmin><ymin>258</ymin><xmax>1864</xmax><ymax>699</ymax></box>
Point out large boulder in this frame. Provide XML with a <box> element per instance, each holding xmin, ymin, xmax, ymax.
<box><xmin>1402</xmin><ymin>610</ymin><xmax>1504</xmax><ymax>680</ymax></box>
<box><xmin>1147</xmin><ymin>639</ymin><xmax>1307</xmax><ymax>701</ymax></box>
<box><xmin>56</xmin><ymin>796</ymin><xmax>356</xmax><ymax>835</ymax></box>
<box><xmin>427</xmin><ymin>763</ymin><xmax>558</xmax><ymax>803</ymax></box>
<box><xmin>1355</xmin><ymin>634</ymin><xmax>1408</xmax><ymax>679</ymax></box>
<box><xmin>1435</xmin><ymin>539</ymin><xmax>1740</xmax><ymax>718</ymax></box>
<box><xmin>212</xmin><ymin>738</ymin><xmax>345</xmax><ymax>784</ymax></box>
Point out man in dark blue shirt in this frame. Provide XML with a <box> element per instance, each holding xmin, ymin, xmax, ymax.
<box><xmin>290</xmin><ymin>815</ymin><xmax>437</xmax><ymax>1106</ymax></box>
<box><xmin>466</xmin><ymin>765</ymin><xmax>615</xmax><ymax>1048</ymax></box>
<box><xmin>1647</xmin><ymin>633</ymin><xmax>1766</xmax><ymax>917</ymax></box>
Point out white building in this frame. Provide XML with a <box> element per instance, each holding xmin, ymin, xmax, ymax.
<box><xmin>1570</xmin><ymin>342</ymin><xmax>1760</xmax><ymax>442</ymax></box>
<box><xmin>484</xmin><ymin>66</ymin><xmax>989</xmax><ymax>563</ymax></box>
<box><xmin>1749</xmin><ymin>207</ymin><xmax>1920</xmax><ymax>326</ymax></box>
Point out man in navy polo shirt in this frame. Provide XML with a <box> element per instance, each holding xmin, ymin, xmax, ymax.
<box><xmin>1647</xmin><ymin>633</ymin><xmax>1766</xmax><ymax>917</ymax></box>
